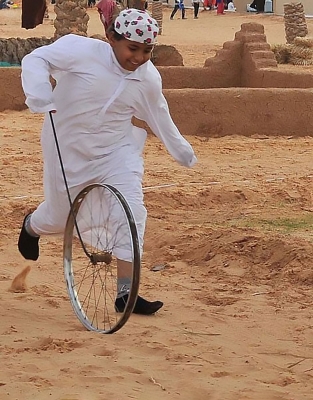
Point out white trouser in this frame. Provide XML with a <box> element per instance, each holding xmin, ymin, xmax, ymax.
<box><xmin>31</xmin><ymin>128</ymin><xmax>147</xmax><ymax>260</ymax></box>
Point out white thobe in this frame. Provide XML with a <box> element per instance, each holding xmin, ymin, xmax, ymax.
<box><xmin>21</xmin><ymin>34</ymin><xmax>197</xmax><ymax>259</ymax></box>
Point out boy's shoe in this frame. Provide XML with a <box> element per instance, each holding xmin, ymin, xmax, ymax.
<box><xmin>18</xmin><ymin>214</ymin><xmax>40</xmax><ymax>261</ymax></box>
<box><xmin>115</xmin><ymin>294</ymin><xmax>163</xmax><ymax>315</ymax></box>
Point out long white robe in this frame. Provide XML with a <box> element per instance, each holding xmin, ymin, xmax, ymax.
<box><xmin>21</xmin><ymin>34</ymin><xmax>197</xmax><ymax>259</ymax></box>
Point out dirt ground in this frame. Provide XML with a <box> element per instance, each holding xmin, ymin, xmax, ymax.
<box><xmin>1</xmin><ymin>5</ymin><xmax>313</xmax><ymax>400</ymax></box>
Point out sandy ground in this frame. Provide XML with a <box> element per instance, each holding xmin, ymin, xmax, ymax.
<box><xmin>1</xmin><ymin>5</ymin><xmax>313</xmax><ymax>400</ymax></box>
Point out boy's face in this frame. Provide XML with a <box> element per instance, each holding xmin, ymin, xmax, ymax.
<box><xmin>109</xmin><ymin>35</ymin><xmax>154</xmax><ymax>72</ymax></box>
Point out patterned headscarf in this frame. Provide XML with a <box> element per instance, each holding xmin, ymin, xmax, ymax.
<box><xmin>114</xmin><ymin>8</ymin><xmax>159</xmax><ymax>44</ymax></box>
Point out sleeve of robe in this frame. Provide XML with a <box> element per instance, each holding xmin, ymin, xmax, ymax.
<box><xmin>21</xmin><ymin>34</ymin><xmax>107</xmax><ymax>113</ymax></box>
<box><xmin>133</xmin><ymin>65</ymin><xmax>197</xmax><ymax>169</ymax></box>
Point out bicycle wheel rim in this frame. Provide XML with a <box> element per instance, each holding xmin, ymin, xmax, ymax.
<box><xmin>63</xmin><ymin>183</ymin><xmax>141</xmax><ymax>334</ymax></box>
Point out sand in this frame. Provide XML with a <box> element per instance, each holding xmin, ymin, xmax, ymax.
<box><xmin>1</xmin><ymin>5</ymin><xmax>313</xmax><ymax>400</ymax></box>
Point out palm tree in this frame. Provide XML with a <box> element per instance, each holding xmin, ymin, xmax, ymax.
<box><xmin>54</xmin><ymin>0</ymin><xmax>90</xmax><ymax>39</ymax></box>
<box><xmin>151</xmin><ymin>0</ymin><xmax>163</xmax><ymax>35</ymax></box>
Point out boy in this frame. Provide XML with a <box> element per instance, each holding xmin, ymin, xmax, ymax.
<box><xmin>19</xmin><ymin>9</ymin><xmax>197</xmax><ymax>315</ymax></box>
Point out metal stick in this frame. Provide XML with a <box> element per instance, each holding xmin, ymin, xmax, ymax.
<box><xmin>49</xmin><ymin>111</ymin><xmax>91</xmax><ymax>259</ymax></box>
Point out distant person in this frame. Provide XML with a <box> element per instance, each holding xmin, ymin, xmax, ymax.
<box><xmin>192</xmin><ymin>0</ymin><xmax>200</xmax><ymax>18</ymax></box>
<box><xmin>21</xmin><ymin>0</ymin><xmax>47</xmax><ymax>29</ymax></box>
<box><xmin>216</xmin><ymin>0</ymin><xmax>225</xmax><ymax>14</ymax></box>
<box><xmin>96</xmin><ymin>0</ymin><xmax>118</xmax><ymax>35</ymax></box>
<box><xmin>0</xmin><ymin>0</ymin><xmax>9</xmax><ymax>9</ymax></box>
<box><xmin>170</xmin><ymin>0</ymin><xmax>187</xmax><ymax>19</ymax></box>
<box><xmin>203</xmin><ymin>0</ymin><xmax>216</xmax><ymax>11</ymax></box>
<box><xmin>249</xmin><ymin>0</ymin><xmax>256</xmax><ymax>9</ymax></box>
<box><xmin>202</xmin><ymin>0</ymin><xmax>208</xmax><ymax>10</ymax></box>
<box><xmin>247</xmin><ymin>2</ymin><xmax>257</xmax><ymax>11</ymax></box>
<box><xmin>256</xmin><ymin>0</ymin><xmax>265</xmax><ymax>12</ymax></box>
<box><xmin>226</xmin><ymin>1</ymin><xmax>236</xmax><ymax>11</ymax></box>
<box><xmin>250</xmin><ymin>0</ymin><xmax>264</xmax><ymax>12</ymax></box>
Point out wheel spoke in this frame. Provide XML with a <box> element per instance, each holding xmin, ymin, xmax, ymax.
<box><xmin>63</xmin><ymin>184</ymin><xmax>141</xmax><ymax>333</ymax></box>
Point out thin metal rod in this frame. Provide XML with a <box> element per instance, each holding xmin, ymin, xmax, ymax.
<box><xmin>49</xmin><ymin>111</ymin><xmax>91</xmax><ymax>260</ymax></box>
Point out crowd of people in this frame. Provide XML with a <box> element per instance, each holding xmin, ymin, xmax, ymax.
<box><xmin>170</xmin><ymin>0</ymin><xmax>236</xmax><ymax>19</ymax></box>
<box><xmin>92</xmin><ymin>0</ymin><xmax>237</xmax><ymax>23</ymax></box>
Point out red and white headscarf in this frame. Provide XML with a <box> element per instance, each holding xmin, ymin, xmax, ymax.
<box><xmin>114</xmin><ymin>8</ymin><xmax>159</xmax><ymax>45</ymax></box>
<box><xmin>97</xmin><ymin>0</ymin><xmax>116</xmax><ymax>32</ymax></box>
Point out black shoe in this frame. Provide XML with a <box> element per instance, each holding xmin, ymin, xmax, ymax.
<box><xmin>115</xmin><ymin>294</ymin><xmax>163</xmax><ymax>315</ymax></box>
<box><xmin>18</xmin><ymin>214</ymin><xmax>40</xmax><ymax>261</ymax></box>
